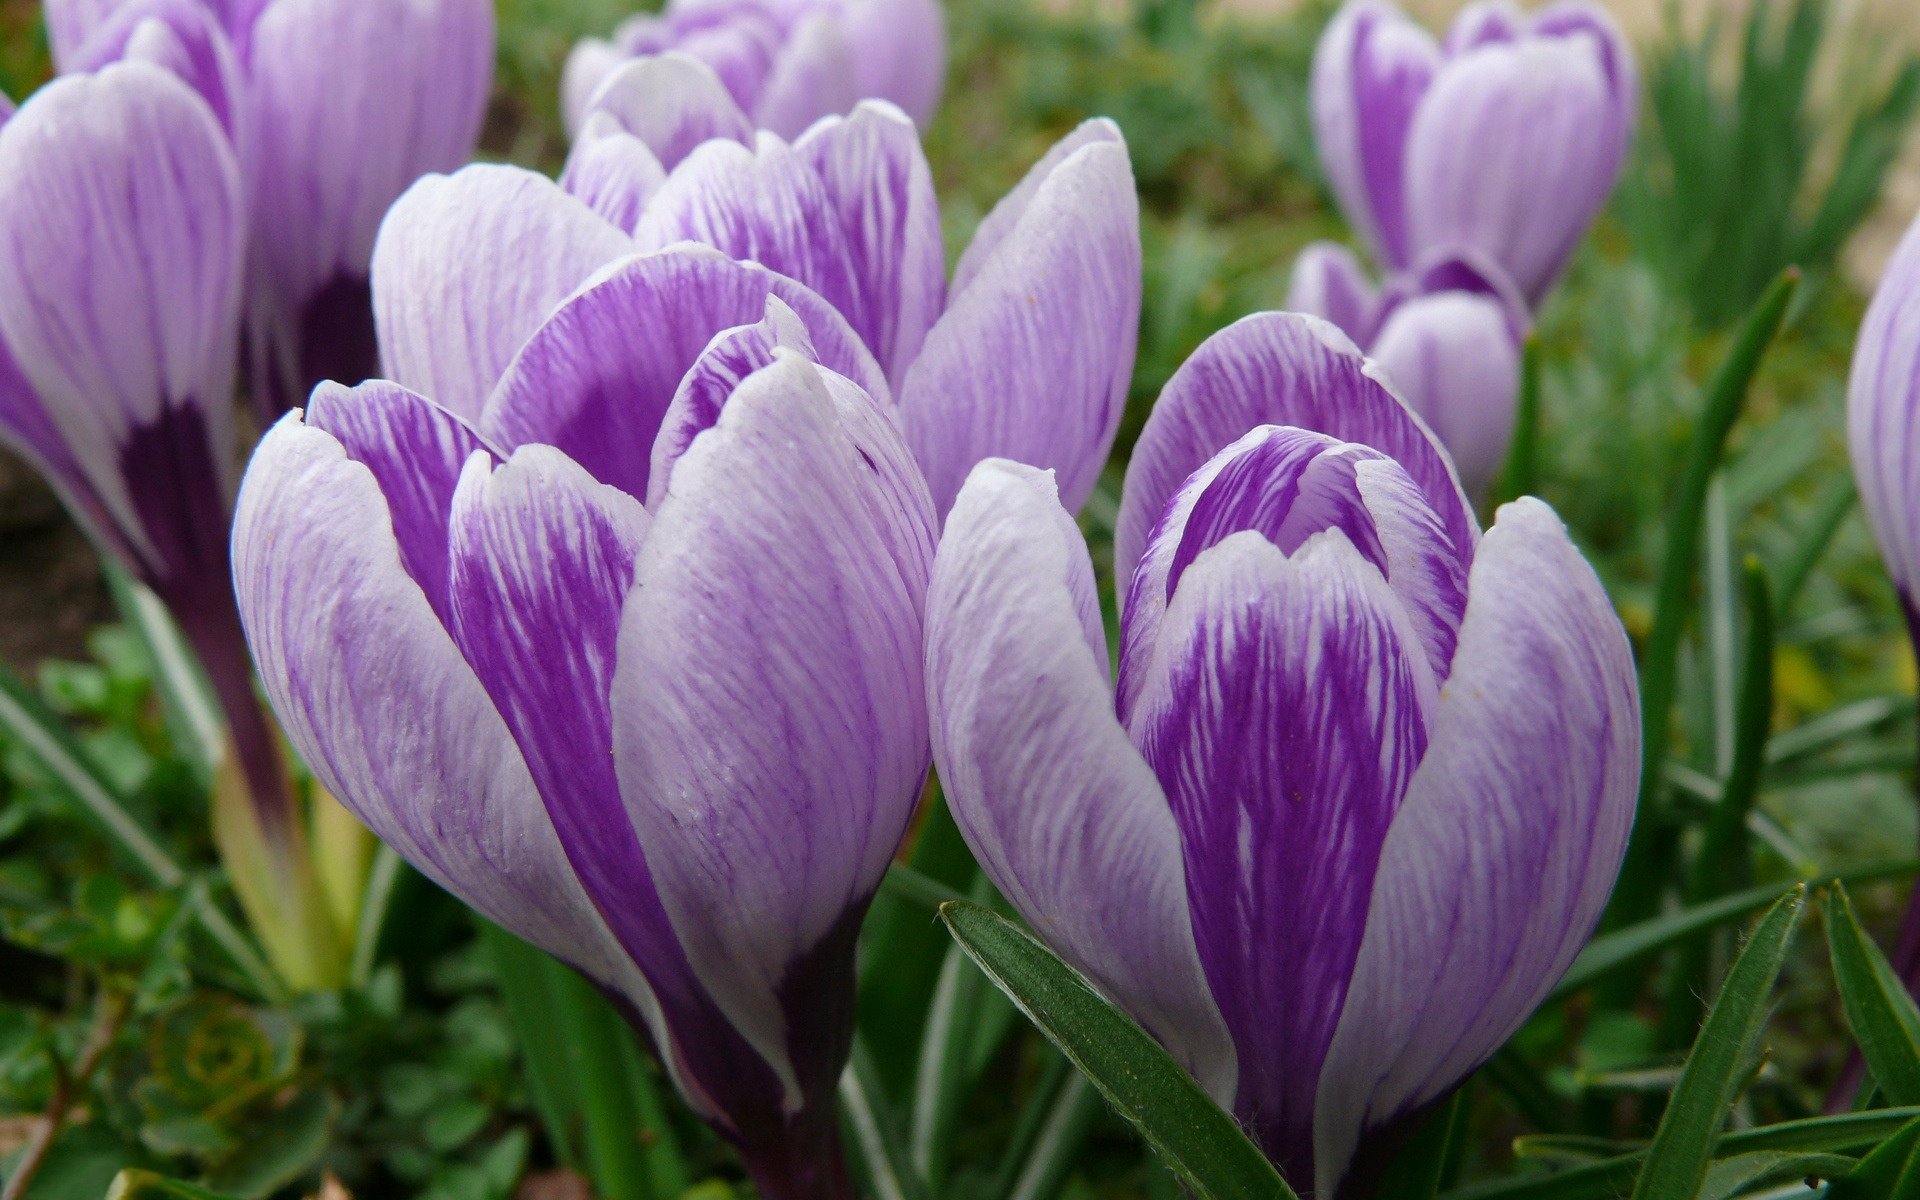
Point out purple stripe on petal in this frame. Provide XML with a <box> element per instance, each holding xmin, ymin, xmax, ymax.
<box><xmin>66</xmin><ymin>0</ymin><xmax>248</xmax><ymax>146</ymax></box>
<box><xmin>1127</xmin><ymin>528</ymin><xmax>1437</xmax><ymax>1183</ymax></box>
<box><xmin>478</xmin><ymin>247</ymin><xmax>885</xmax><ymax>503</ymax></box>
<box><xmin>561</xmin><ymin>118</ymin><xmax>669</xmax><ymax>234</ymax></box>
<box><xmin>1313</xmin><ymin>499</ymin><xmax>1638</xmax><ymax>1198</ymax></box>
<box><xmin>1444</xmin><ymin>0</ymin><xmax>1522</xmax><ymax>53</ymax></box>
<box><xmin>1117</xmin><ymin>312</ymin><xmax>1475</xmax><ymax>592</ymax></box>
<box><xmin>948</xmin><ymin>118</ymin><xmax>1122</xmax><ymax>297</ymax></box>
<box><xmin>1285</xmin><ymin>242</ymin><xmax>1382</xmax><ymax>344</ymax></box>
<box><xmin>578</xmin><ymin>53</ymin><xmax>755</xmax><ymax>170</ymax></box>
<box><xmin>929</xmin><ymin>459</ymin><xmax>1237</xmax><ymax>1100</ymax></box>
<box><xmin>1850</xmin><ymin>213</ymin><xmax>1920</xmax><ymax>613</ymax></box>
<box><xmin>304</xmin><ymin>379</ymin><xmax>499</xmax><ymax>627</ymax></box>
<box><xmin>899</xmin><ymin>135</ymin><xmax>1139</xmax><ymax>516</ymax></box>
<box><xmin>794</xmin><ymin>101</ymin><xmax>946</xmax><ymax>388</ymax></box>
<box><xmin>612</xmin><ymin>351</ymin><xmax>935</xmax><ymax>1114</ymax></box>
<box><xmin>371</xmin><ymin>164</ymin><xmax>634</xmax><ymax>420</ymax></box>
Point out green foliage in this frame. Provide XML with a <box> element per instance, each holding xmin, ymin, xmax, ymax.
<box><xmin>1618</xmin><ymin>0</ymin><xmax>1920</xmax><ymax>326</ymax></box>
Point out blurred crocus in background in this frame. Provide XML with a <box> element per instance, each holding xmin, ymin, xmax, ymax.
<box><xmin>47</xmin><ymin>0</ymin><xmax>495</xmax><ymax>416</ymax></box>
<box><xmin>1310</xmin><ymin>0</ymin><xmax>1636</xmax><ymax>307</ymax></box>
<box><xmin>928</xmin><ymin>313</ymin><xmax>1639</xmax><ymax>1197</ymax></box>
<box><xmin>562</xmin><ymin>0</ymin><xmax>944</xmax><ymax>139</ymax></box>
<box><xmin>235</xmin><ymin>246</ymin><xmax>939</xmax><ymax>1195</ymax></box>
<box><xmin>1288</xmin><ymin>241</ymin><xmax>1528</xmax><ymax>498</ymax></box>
<box><xmin>0</xmin><ymin>61</ymin><xmax>350</xmax><ymax>987</ymax></box>
<box><xmin>386</xmin><ymin>75</ymin><xmax>1140</xmax><ymax>517</ymax></box>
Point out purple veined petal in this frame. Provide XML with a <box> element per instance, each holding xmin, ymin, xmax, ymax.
<box><xmin>0</xmin><ymin>341</ymin><xmax>140</xmax><ymax>572</ymax></box>
<box><xmin>793</xmin><ymin>100</ymin><xmax>945</xmax><ymax>388</ymax></box>
<box><xmin>898</xmin><ymin>135</ymin><xmax>1140</xmax><ymax>517</ymax></box>
<box><xmin>1313</xmin><ymin>498</ymin><xmax>1638</xmax><ymax>1198</ymax></box>
<box><xmin>929</xmin><ymin>459</ymin><xmax>1238</xmax><ymax>1100</ymax></box>
<box><xmin>649</xmin><ymin>294</ymin><xmax>819</xmax><ymax>506</ymax></box>
<box><xmin>44</xmin><ymin>0</ymin><xmax>130</xmax><ymax>68</ymax></box>
<box><xmin>1286</xmin><ymin>241</ymin><xmax>1383</xmax><ymax>344</ymax></box>
<box><xmin>561</xmin><ymin>115</ymin><xmax>670</xmax><ymax>234</ymax></box>
<box><xmin>843</xmin><ymin>0</ymin><xmax>945</xmax><ymax>126</ymax></box>
<box><xmin>669</xmin><ymin>8</ymin><xmax>786</xmax><ymax>115</ymax></box>
<box><xmin>1850</xmin><ymin>212</ymin><xmax>1920</xmax><ymax>612</ymax></box>
<box><xmin>1375</xmin><ymin>245</ymin><xmax>1531</xmax><ymax>346</ymax></box>
<box><xmin>231</xmin><ymin>413</ymin><xmax>673</xmax><ymax>1066</ymax></box>
<box><xmin>752</xmin><ymin>10</ymin><xmax>860</xmax><ymax>140</ymax></box>
<box><xmin>1403</xmin><ymin>35</ymin><xmax>1625</xmax><ymax>306</ymax></box>
<box><xmin>480</xmin><ymin>246</ymin><xmax>887</xmax><ymax>503</ymax></box>
<box><xmin>1369</xmin><ymin>290</ymin><xmax>1521</xmax><ymax>501</ymax></box>
<box><xmin>64</xmin><ymin>0</ymin><xmax>248</xmax><ymax>147</ymax></box>
<box><xmin>1116</xmin><ymin>424</ymin><xmax>1467</xmax><ymax>723</ymax></box>
<box><xmin>303</xmin><ymin>380</ymin><xmax>500</xmax><ymax>627</ymax></box>
<box><xmin>1117</xmin><ymin>312</ymin><xmax>1476</xmax><ymax>593</ymax></box>
<box><xmin>1311</xmin><ymin>2</ymin><xmax>1441</xmax><ymax>270</ymax></box>
<box><xmin>949</xmin><ymin>117</ymin><xmax>1121</xmax><ymax>297</ymax></box>
<box><xmin>611</xmin><ymin>350</ymin><xmax>936</xmax><ymax>1116</ymax></box>
<box><xmin>578</xmin><ymin>53</ymin><xmax>755</xmax><ymax>171</ymax></box>
<box><xmin>1444</xmin><ymin>0</ymin><xmax>1523</xmax><ymax>52</ymax></box>
<box><xmin>370</xmin><ymin>164</ymin><xmax>634</xmax><ymax>421</ymax></box>
<box><xmin>1126</xmin><ymin>525</ymin><xmax>1438</xmax><ymax>1181</ymax></box>
<box><xmin>243</xmin><ymin>0</ymin><xmax>494</xmax><ymax>410</ymax></box>
<box><xmin>1532</xmin><ymin>1</ymin><xmax>1639</xmax><ymax>139</ymax></box>
<box><xmin>0</xmin><ymin>63</ymin><xmax>243</xmax><ymax>593</ymax></box>
<box><xmin>634</xmin><ymin>132</ymin><xmax>867</xmax><ymax>342</ymax></box>
<box><xmin>561</xmin><ymin>37</ymin><xmax>627</xmax><ymax>137</ymax></box>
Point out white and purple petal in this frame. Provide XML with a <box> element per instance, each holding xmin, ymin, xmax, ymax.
<box><xmin>575</xmin><ymin>52</ymin><xmax>756</xmax><ymax>169</ymax></box>
<box><xmin>1849</xmin><ymin>212</ymin><xmax>1920</xmax><ymax>616</ymax></box>
<box><xmin>1286</xmin><ymin>241</ymin><xmax>1382</xmax><ymax>345</ymax></box>
<box><xmin>1368</xmin><ymin>290</ymin><xmax>1521</xmax><ymax>500</ymax></box>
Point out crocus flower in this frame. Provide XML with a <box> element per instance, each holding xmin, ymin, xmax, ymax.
<box><xmin>47</xmin><ymin>0</ymin><xmax>495</xmax><ymax>416</ymax></box>
<box><xmin>1310</xmin><ymin>0</ymin><xmax>1636</xmax><ymax>306</ymax></box>
<box><xmin>235</xmin><ymin>245</ymin><xmax>937</xmax><ymax>1195</ymax></box>
<box><xmin>1288</xmin><ymin>241</ymin><xmax>1527</xmax><ymax>497</ymax></box>
<box><xmin>381</xmin><ymin>82</ymin><xmax>1139</xmax><ymax>516</ymax></box>
<box><xmin>928</xmin><ymin>312</ymin><xmax>1639</xmax><ymax>1197</ymax></box>
<box><xmin>1852</xmin><ymin>211</ymin><xmax>1920</xmax><ymax>649</ymax></box>
<box><xmin>562</xmin><ymin>0</ymin><xmax>943</xmax><ymax>140</ymax></box>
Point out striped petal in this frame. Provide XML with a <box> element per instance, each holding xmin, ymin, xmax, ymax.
<box><xmin>1850</xmin><ymin>211</ymin><xmax>1920</xmax><ymax>617</ymax></box>
<box><xmin>574</xmin><ymin>53</ymin><xmax>755</xmax><ymax>170</ymax></box>
<box><xmin>1369</xmin><ymin>290</ymin><xmax>1521</xmax><ymax>500</ymax></box>
<box><xmin>752</xmin><ymin>9</ymin><xmax>859</xmax><ymax>139</ymax></box>
<box><xmin>560</xmin><ymin>116</ymin><xmax>668</xmax><ymax>234</ymax></box>
<box><xmin>1286</xmin><ymin>241</ymin><xmax>1382</xmax><ymax>344</ymax></box>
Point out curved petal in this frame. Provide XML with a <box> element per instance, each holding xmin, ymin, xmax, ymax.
<box><xmin>1532</xmin><ymin>2</ymin><xmax>1638</xmax><ymax>140</ymax></box>
<box><xmin>794</xmin><ymin>100</ymin><xmax>946</xmax><ymax>386</ymax></box>
<box><xmin>1127</xmin><ymin>527</ymin><xmax>1436</xmax><ymax>1180</ymax></box>
<box><xmin>561</xmin><ymin>117</ymin><xmax>668</xmax><ymax>234</ymax></box>
<box><xmin>1286</xmin><ymin>241</ymin><xmax>1381</xmax><ymax>344</ymax></box>
<box><xmin>898</xmin><ymin>135</ymin><xmax>1139</xmax><ymax>516</ymax></box>
<box><xmin>1369</xmin><ymin>290</ymin><xmax>1521</xmax><ymax>500</ymax></box>
<box><xmin>1850</xmin><ymin>212</ymin><xmax>1920</xmax><ymax>611</ymax></box>
<box><xmin>231</xmin><ymin>414</ymin><xmax>666</xmax><ymax>1045</ymax></box>
<box><xmin>64</xmin><ymin>0</ymin><xmax>247</xmax><ymax>146</ymax></box>
<box><xmin>245</xmin><ymin>0</ymin><xmax>494</xmax><ymax>334</ymax></box>
<box><xmin>844</xmin><ymin>0</ymin><xmax>945</xmax><ymax>125</ymax></box>
<box><xmin>370</xmin><ymin>164</ymin><xmax>633</xmax><ymax>420</ymax></box>
<box><xmin>1444</xmin><ymin>0</ymin><xmax>1523</xmax><ymax>52</ymax></box>
<box><xmin>612</xmin><ymin>351</ymin><xmax>935</xmax><ymax>1111</ymax></box>
<box><xmin>634</xmin><ymin>132</ymin><xmax>866</xmax><ymax>342</ymax></box>
<box><xmin>752</xmin><ymin>10</ymin><xmax>860</xmax><ymax>140</ymax></box>
<box><xmin>929</xmin><ymin>459</ymin><xmax>1237</xmax><ymax>1100</ymax></box>
<box><xmin>0</xmin><ymin>63</ymin><xmax>243</xmax><ymax>592</ymax></box>
<box><xmin>1403</xmin><ymin>35</ymin><xmax>1627</xmax><ymax>305</ymax></box>
<box><xmin>577</xmin><ymin>53</ymin><xmax>754</xmax><ymax>170</ymax></box>
<box><xmin>479</xmin><ymin>247</ymin><xmax>887</xmax><ymax>503</ymax></box>
<box><xmin>1313</xmin><ymin>498</ymin><xmax>1638</xmax><ymax>1196</ymax></box>
<box><xmin>1310</xmin><ymin>1</ymin><xmax>1441</xmax><ymax>269</ymax></box>
<box><xmin>45</xmin><ymin>0</ymin><xmax>127</xmax><ymax>68</ymax></box>
<box><xmin>1117</xmin><ymin>312</ymin><xmax>1475</xmax><ymax>591</ymax></box>
<box><xmin>949</xmin><ymin>117</ymin><xmax>1122</xmax><ymax>297</ymax></box>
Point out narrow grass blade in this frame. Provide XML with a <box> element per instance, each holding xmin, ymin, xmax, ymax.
<box><xmin>104</xmin><ymin>565</ymin><xmax>222</xmax><ymax>776</ymax></box>
<box><xmin>840</xmin><ymin>1039</ymin><xmax>930</xmax><ymax>1200</ymax></box>
<box><xmin>1628</xmin><ymin>886</ymin><xmax>1805</xmax><ymax>1200</ymax></box>
<box><xmin>107</xmin><ymin>1171</ymin><xmax>242</xmax><ymax>1200</ymax></box>
<box><xmin>1699</xmin><ymin>1150</ymin><xmax>1858</xmax><ymax>1200</ymax></box>
<box><xmin>910</xmin><ymin>877</ymin><xmax>994</xmax><ymax>1191</ymax></box>
<box><xmin>1007</xmin><ymin>1074</ymin><xmax>1104</xmax><ymax>1200</ymax></box>
<box><xmin>1373</xmin><ymin>1091</ymin><xmax>1464</xmax><ymax>1200</ymax></box>
<box><xmin>1829</xmin><ymin>884</ymin><xmax>1920</xmax><ymax>1105</ymax></box>
<box><xmin>1828</xmin><ymin>1114</ymin><xmax>1920</xmax><ymax>1200</ymax></box>
<box><xmin>1493</xmin><ymin>335</ymin><xmax>1542</xmax><ymax>507</ymax></box>
<box><xmin>1774</xmin><ymin>477</ymin><xmax>1856</xmax><ymax>613</ymax></box>
<box><xmin>938</xmin><ymin>901</ymin><xmax>1294</xmax><ymax>1200</ymax></box>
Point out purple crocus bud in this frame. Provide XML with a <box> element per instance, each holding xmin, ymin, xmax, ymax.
<box><xmin>0</xmin><ymin>62</ymin><xmax>298</xmax><ymax>827</ymax></box>
<box><xmin>562</xmin><ymin>0</ymin><xmax>945</xmax><ymax>139</ymax></box>
<box><xmin>235</xmin><ymin>263</ymin><xmax>937</xmax><ymax>1194</ymax></box>
<box><xmin>930</xmin><ymin>312</ymin><xmax>1639</xmax><ymax>1197</ymax></box>
<box><xmin>1288</xmin><ymin>243</ymin><xmax>1527</xmax><ymax>498</ymax></box>
<box><xmin>1311</xmin><ymin>0</ymin><xmax>1636</xmax><ymax>306</ymax></box>
<box><xmin>1850</xmin><ymin>212</ymin><xmax>1920</xmax><ymax>644</ymax></box>
<box><xmin>381</xmin><ymin>109</ymin><xmax>1138</xmax><ymax>520</ymax></box>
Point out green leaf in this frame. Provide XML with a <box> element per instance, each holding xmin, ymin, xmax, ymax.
<box><xmin>838</xmin><ymin>1039</ymin><xmax>929</xmax><ymax>1200</ymax></box>
<box><xmin>1628</xmin><ymin>887</ymin><xmax>1805</xmax><ymax>1200</ymax></box>
<box><xmin>106</xmin><ymin>1172</ymin><xmax>244</xmax><ymax>1200</ymax></box>
<box><xmin>1699</xmin><ymin>1151</ymin><xmax>1857</xmax><ymax>1200</ymax></box>
<box><xmin>1828</xmin><ymin>1114</ymin><xmax>1920</xmax><ymax>1200</ymax></box>
<box><xmin>1492</xmin><ymin>335</ymin><xmax>1543</xmax><ymax>507</ymax></box>
<box><xmin>1829</xmin><ymin>884</ymin><xmax>1920</xmax><ymax>1105</ymax></box>
<box><xmin>938</xmin><ymin>901</ymin><xmax>1294</xmax><ymax>1200</ymax></box>
<box><xmin>204</xmin><ymin>1088</ymin><xmax>334</xmax><ymax>1199</ymax></box>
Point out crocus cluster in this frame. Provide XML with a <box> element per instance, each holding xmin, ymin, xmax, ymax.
<box><xmin>1295</xmin><ymin>0</ymin><xmax>1634</xmax><ymax>498</ymax></box>
<box><xmin>563</xmin><ymin>0</ymin><xmax>944</xmax><ymax>140</ymax></box>
<box><xmin>929</xmin><ymin>314</ymin><xmax>1639</xmax><ymax>1197</ymax></box>
<box><xmin>385</xmin><ymin>67</ymin><xmax>1140</xmax><ymax>517</ymax></box>
<box><xmin>46</xmin><ymin>0</ymin><xmax>495</xmax><ymax>414</ymax></box>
